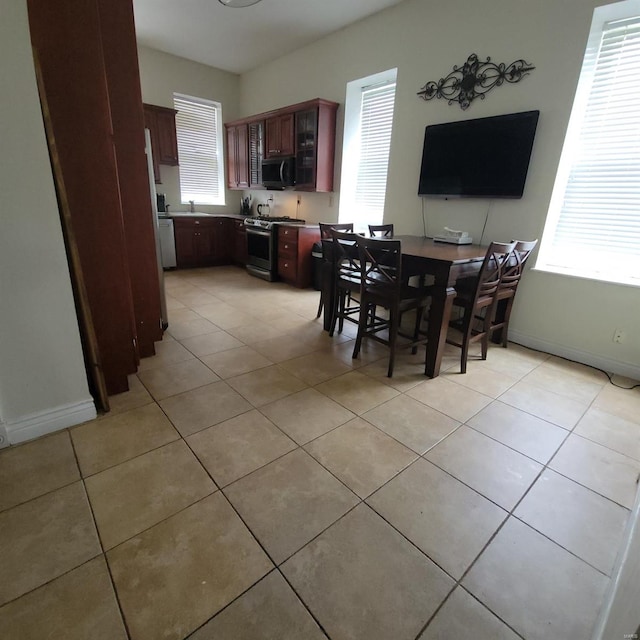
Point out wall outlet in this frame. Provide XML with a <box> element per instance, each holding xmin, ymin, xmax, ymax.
<box><xmin>0</xmin><ymin>423</ymin><xmax>9</xmax><ymax>449</ymax></box>
<box><xmin>613</xmin><ymin>328</ymin><xmax>626</xmax><ymax>343</ymax></box>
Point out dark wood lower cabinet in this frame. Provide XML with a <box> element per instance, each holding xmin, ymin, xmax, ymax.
<box><xmin>277</xmin><ymin>225</ymin><xmax>321</xmax><ymax>288</ymax></box>
<box><xmin>174</xmin><ymin>217</ymin><xmax>231</xmax><ymax>268</ymax></box>
<box><xmin>233</xmin><ymin>219</ymin><xmax>248</xmax><ymax>265</ymax></box>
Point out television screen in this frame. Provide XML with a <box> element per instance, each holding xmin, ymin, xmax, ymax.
<box><xmin>418</xmin><ymin>110</ymin><xmax>540</xmax><ymax>198</ymax></box>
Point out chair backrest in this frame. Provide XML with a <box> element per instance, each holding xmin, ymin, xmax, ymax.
<box><xmin>473</xmin><ymin>241</ymin><xmax>517</xmax><ymax>308</ymax></box>
<box><xmin>356</xmin><ymin>235</ymin><xmax>403</xmax><ymax>299</ymax></box>
<box><xmin>319</xmin><ymin>222</ymin><xmax>354</xmax><ymax>239</ymax></box>
<box><xmin>330</xmin><ymin>229</ymin><xmax>360</xmax><ymax>284</ymax></box>
<box><xmin>368</xmin><ymin>224</ymin><xmax>394</xmax><ymax>238</ymax></box>
<box><xmin>498</xmin><ymin>239</ymin><xmax>538</xmax><ymax>297</ymax></box>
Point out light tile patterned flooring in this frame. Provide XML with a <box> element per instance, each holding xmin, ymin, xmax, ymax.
<box><xmin>1</xmin><ymin>265</ymin><xmax>640</xmax><ymax>640</ymax></box>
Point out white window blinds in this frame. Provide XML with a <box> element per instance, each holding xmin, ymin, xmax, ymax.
<box><xmin>173</xmin><ymin>94</ymin><xmax>224</xmax><ymax>206</ymax></box>
<box><xmin>353</xmin><ymin>82</ymin><xmax>396</xmax><ymax>227</ymax></box>
<box><xmin>538</xmin><ymin>15</ymin><xmax>640</xmax><ymax>284</ymax></box>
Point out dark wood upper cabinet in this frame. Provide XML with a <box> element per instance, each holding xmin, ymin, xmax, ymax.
<box><xmin>226</xmin><ymin>123</ymin><xmax>249</xmax><ymax>190</ymax></box>
<box><xmin>143</xmin><ymin>103</ymin><xmax>179</xmax><ymax>183</ymax></box>
<box><xmin>265</xmin><ymin>112</ymin><xmax>294</xmax><ymax>158</ymax></box>
<box><xmin>225</xmin><ymin>99</ymin><xmax>338</xmax><ymax>193</ymax></box>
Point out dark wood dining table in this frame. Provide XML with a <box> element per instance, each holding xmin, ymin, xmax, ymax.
<box><xmin>322</xmin><ymin>235</ymin><xmax>487</xmax><ymax>378</ymax></box>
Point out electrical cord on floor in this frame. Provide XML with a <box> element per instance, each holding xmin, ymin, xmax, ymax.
<box><xmin>508</xmin><ymin>340</ymin><xmax>640</xmax><ymax>390</ymax></box>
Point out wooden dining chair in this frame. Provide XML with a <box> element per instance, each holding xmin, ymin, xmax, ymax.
<box><xmin>327</xmin><ymin>230</ymin><xmax>362</xmax><ymax>336</ymax></box>
<box><xmin>352</xmin><ymin>236</ymin><xmax>434</xmax><ymax>377</ymax></box>
<box><xmin>319</xmin><ymin>222</ymin><xmax>354</xmax><ymax>239</ymax></box>
<box><xmin>316</xmin><ymin>222</ymin><xmax>355</xmax><ymax>319</ymax></box>
<box><xmin>446</xmin><ymin>241</ymin><xmax>516</xmax><ymax>373</ymax></box>
<box><xmin>490</xmin><ymin>239</ymin><xmax>538</xmax><ymax>347</ymax></box>
<box><xmin>368</xmin><ymin>224</ymin><xmax>394</xmax><ymax>238</ymax></box>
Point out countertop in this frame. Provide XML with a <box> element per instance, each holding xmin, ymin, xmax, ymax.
<box><xmin>164</xmin><ymin>212</ymin><xmax>246</xmax><ymax>220</ymax></box>
<box><xmin>160</xmin><ymin>212</ymin><xmax>316</xmax><ymax>227</ymax></box>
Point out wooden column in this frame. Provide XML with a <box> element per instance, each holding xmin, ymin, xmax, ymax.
<box><xmin>97</xmin><ymin>0</ymin><xmax>163</xmax><ymax>358</ymax></box>
<box><xmin>28</xmin><ymin>0</ymin><xmax>139</xmax><ymax>394</ymax></box>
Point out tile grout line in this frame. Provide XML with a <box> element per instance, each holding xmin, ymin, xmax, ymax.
<box><xmin>67</xmin><ymin>430</ymin><xmax>133</xmax><ymax>640</ymax></box>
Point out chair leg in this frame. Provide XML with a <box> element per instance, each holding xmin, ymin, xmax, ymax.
<box><xmin>481</xmin><ymin>308</ymin><xmax>494</xmax><ymax>361</ymax></box>
<box><xmin>328</xmin><ymin>290</ymin><xmax>342</xmax><ymax>337</ymax></box>
<box><xmin>387</xmin><ymin>308</ymin><xmax>399</xmax><ymax>377</ymax></box>
<box><xmin>338</xmin><ymin>290</ymin><xmax>346</xmax><ymax>333</ymax></box>
<box><xmin>500</xmin><ymin>298</ymin><xmax>515</xmax><ymax>348</ymax></box>
<box><xmin>411</xmin><ymin>306</ymin><xmax>424</xmax><ymax>355</ymax></box>
<box><xmin>352</xmin><ymin>297</ymin><xmax>369</xmax><ymax>360</ymax></box>
<box><xmin>316</xmin><ymin>291</ymin><xmax>323</xmax><ymax>319</ymax></box>
<box><xmin>460</xmin><ymin>306</ymin><xmax>474</xmax><ymax>374</ymax></box>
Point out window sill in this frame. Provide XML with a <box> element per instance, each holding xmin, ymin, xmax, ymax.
<box><xmin>533</xmin><ymin>264</ymin><xmax>640</xmax><ymax>289</ymax></box>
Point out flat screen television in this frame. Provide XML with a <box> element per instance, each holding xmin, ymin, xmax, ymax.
<box><xmin>418</xmin><ymin>110</ymin><xmax>540</xmax><ymax>198</ymax></box>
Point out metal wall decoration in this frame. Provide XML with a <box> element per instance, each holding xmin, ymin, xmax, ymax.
<box><xmin>417</xmin><ymin>53</ymin><xmax>535</xmax><ymax>110</ymax></box>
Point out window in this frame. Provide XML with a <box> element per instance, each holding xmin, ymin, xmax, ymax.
<box><xmin>339</xmin><ymin>69</ymin><xmax>397</xmax><ymax>231</ymax></box>
<box><xmin>537</xmin><ymin>0</ymin><xmax>640</xmax><ymax>286</ymax></box>
<box><xmin>173</xmin><ymin>94</ymin><xmax>224</xmax><ymax>205</ymax></box>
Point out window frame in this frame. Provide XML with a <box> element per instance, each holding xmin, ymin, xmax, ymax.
<box><xmin>536</xmin><ymin>0</ymin><xmax>640</xmax><ymax>287</ymax></box>
<box><xmin>173</xmin><ymin>93</ymin><xmax>225</xmax><ymax>206</ymax></box>
<box><xmin>338</xmin><ymin>69</ymin><xmax>398</xmax><ymax>232</ymax></box>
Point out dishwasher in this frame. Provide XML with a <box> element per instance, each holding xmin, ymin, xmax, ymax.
<box><xmin>157</xmin><ymin>217</ymin><xmax>177</xmax><ymax>268</ymax></box>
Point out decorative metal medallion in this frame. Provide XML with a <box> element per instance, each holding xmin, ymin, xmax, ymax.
<box><xmin>417</xmin><ymin>53</ymin><xmax>535</xmax><ymax>110</ymax></box>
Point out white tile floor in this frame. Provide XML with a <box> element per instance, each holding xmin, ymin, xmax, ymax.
<box><xmin>1</xmin><ymin>264</ymin><xmax>639</xmax><ymax>640</ymax></box>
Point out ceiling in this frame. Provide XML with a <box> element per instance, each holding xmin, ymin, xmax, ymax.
<box><xmin>132</xmin><ymin>0</ymin><xmax>406</xmax><ymax>74</ymax></box>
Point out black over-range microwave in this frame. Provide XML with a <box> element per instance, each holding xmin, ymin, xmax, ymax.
<box><xmin>262</xmin><ymin>156</ymin><xmax>295</xmax><ymax>190</ymax></box>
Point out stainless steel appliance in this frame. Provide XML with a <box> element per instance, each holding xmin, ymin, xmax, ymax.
<box><xmin>261</xmin><ymin>156</ymin><xmax>295</xmax><ymax>190</ymax></box>
<box><xmin>244</xmin><ymin>215</ymin><xmax>304</xmax><ymax>281</ymax></box>
<box><xmin>144</xmin><ymin>129</ymin><xmax>169</xmax><ymax>329</ymax></box>
<box><xmin>158</xmin><ymin>218</ymin><xmax>177</xmax><ymax>268</ymax></box>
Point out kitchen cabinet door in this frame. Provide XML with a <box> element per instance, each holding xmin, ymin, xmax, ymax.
<box><xmin>265</xmin><ymin>113</ymin><xmax>294</xmax><ymax>158</ymax></box>
<box><xmin>294</xmin><ymin>101</ymin><xmax>337</xmax><ymax>192</ymax></box>
<box><xmin>226</xmin><ymin>123</ymin><xmax>249</xmax><ymax>189</ymax></box>
<box><xmin>248</xmin><ymin>120</ymin><xmax>264</xmax><ymax>188</ymax></box>
<box><xmin>143</xmin><ymin>103</ymin><xmax>179</xmax><ymax>183</ymax></box>
<box><xmin>174</xmin><ymin>220</ymin><xmax>198</xmax><ymax>267</ymax></box>
<box><xmin>295</xmin><ymin>109</ymin><xmax>318</xmax><ymax>190</ymax></box>
<box><xmin>210</xmin><ymin>218</ymin><xmax>232</xmax><ymax>264</ymax></box>
<box><xmin>175</xmin><ymin>217</ymin><xmax>231</xmax><ymax>267</ymax></box>
<box><xmin>233</xmin><ymin>219</ymin><xmax>248</xmax><ymax>265</ymax></box>
<box><xmin>155</xmin><ymin>107</ymin><xmax>179</xmax><ymax>165</ymax></box>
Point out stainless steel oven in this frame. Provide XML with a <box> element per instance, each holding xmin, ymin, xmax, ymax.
<box><xmin>246</xmin><ymin>225</ymin><xmax>276</xmax><ymax>281</ymax></box>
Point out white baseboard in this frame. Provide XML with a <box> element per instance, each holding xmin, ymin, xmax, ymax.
<box><xmin>6</xmin><ymin>399</ymin><xmax>96</xmax><ymax>445</ymax></box>
<box><xmin>508</xmin><ymin>329</ymin><xmax>640</xmax><ymax>381</ymax></box>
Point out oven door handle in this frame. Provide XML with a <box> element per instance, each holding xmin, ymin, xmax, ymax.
<box><xmin>246</xmin><ymin>227</ymin><xmax>272</xmax><ymax>238</ymax></box>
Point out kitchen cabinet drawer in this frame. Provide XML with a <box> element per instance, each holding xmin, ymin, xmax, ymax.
<box><xmin>279</xmin><ymin>226</ymin><xmax>298</xmax><ymax>241</ymax></box>
<box><xmin>278</xmin><ymin>239</ymin><xmax>297</xmax><ymax>259</ymax></box>
<box><xmin>278</xmin><ymin>256</ymin><xmax>297</xmax><ymax>281</ymax></box>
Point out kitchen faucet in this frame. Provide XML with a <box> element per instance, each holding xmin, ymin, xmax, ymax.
<box><xmin>189</xmin><ymin>200</ymin><xmax>195</xmax><ymax>213</ymax></box>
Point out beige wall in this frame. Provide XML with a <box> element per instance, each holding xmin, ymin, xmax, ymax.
<box><xmin>238</xmin><ymin>0</ymin><xmax>640</xmax><ymax>378</ymax></box>
<box><xmin>137</xmin><ymin>45</ymin><xmax>242</xmax><ymax>215</ymax></box>
<box><xmin>0</xmin><ymin>0</ymin><xmax>94</xmax><ymax>443</ymax></box>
